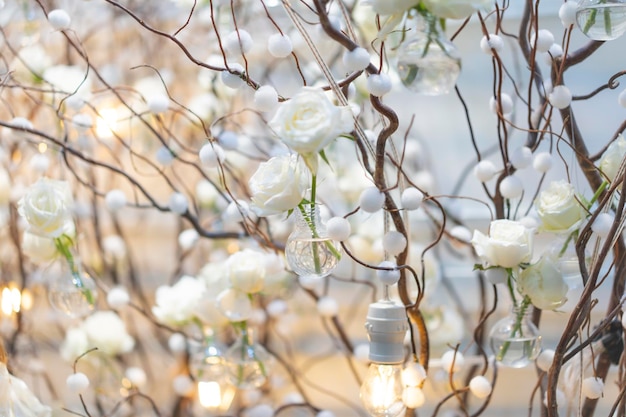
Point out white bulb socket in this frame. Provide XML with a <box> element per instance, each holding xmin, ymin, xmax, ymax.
<box><xmin>364</xmin><ymin>300</ymin><xmax>408</xmax><ymax>364</ymax></box>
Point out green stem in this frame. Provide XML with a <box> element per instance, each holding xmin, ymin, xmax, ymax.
<box><xmin>53</xmin><ymin>235</ymin><xmax>95</xmax><ymax>306</ymax></box>
<box><xmin>496</xmin><ymin>295</ymin><xmax>532</xmax><ymax>362</ymax></box>
<box><xmin>588</xmin><ymin>180</ymin><xmax>608</xmax><ymax>208</ymax></box>
<box><xmin>233</xmin><ymin>321</ymin><xmax>267</xmax><ymax>385</ymax></box>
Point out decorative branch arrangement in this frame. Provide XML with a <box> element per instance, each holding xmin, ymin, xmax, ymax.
<box><xmin>0</xmin><ymin>1</ymin><xmax>625</xmax><ymax>417</ymax></box>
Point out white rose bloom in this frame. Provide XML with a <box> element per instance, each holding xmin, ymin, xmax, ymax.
<box><xmin>60</xmin><ymin>327</ymin><xmax>89</xmax><ymax>362</ymax></box>
<box><xmin>422</xmin><ymin>0</ymin><xmax>491</xmax><ymax>19</ymax></box>
<box><xmin>518</xmin><ymin>256</ymin><xmax>568</xmax><ymax>310</ymax></box>
<box><xmin>83</xmin><ymin>311</ymin><xmax>134</xmax><ymax>356</ymax></box>
<box><xmin>227</xmin><ymin>249</ymin><xmax>267</xmax><ymax>294</ymax></box>
<box><xmin>18</xmin><ymin>178</ymin><xmax>73</xmax><ymax>238</ymax></box>
<box><xmin>196</xmin><ymin>260</ymin><xmax>231</xmax><ymax>326</ymax></box>
<box><xmin>535</xmin><ymin>180</ymin><xmax>585</xmax><ymax>233</ymax></box>
<box><xmin>268</xmin><ymin>88</ymin><xmax>353</xmax><ymax>155</ymax></box>
<box><xmin>599</xmin><ymin>134</ymin><xmax>626</xmax><ymax>182</ymax></box>
<box><xmin>249</xmin><ymin>154</ymin><xmax>309</xmax><ymax>217</ymax></box>
<box><xmin>0</xmin><ymin>363</ymin><xmax>51</xmax><ymax>417</ymax></box>
<box><xmin>22</xmin><ymin>231</ymin><xmax>59</xmax><ymax>264</ymax></box>
<box><xmin>152</xmin><ymin>275</ymin><xmax>206</xmax><ymax>326</ymax></box>
<box><xmin>471</xmin><ymin>219</ymin><xmax>533</xmax><ymax>268</ymax></box>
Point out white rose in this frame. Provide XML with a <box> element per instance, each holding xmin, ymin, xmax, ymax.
<box><xmin>369</xmin><ymin>0</ymin><xmax>420</xmax><ymax>15</ymax></box>
<box><xmin>152</xmin><ymin>275</ymin><xmax>206</xmax><ymax>326</ymax></box>
<box><xmin>599</xmin><ymin>134</ymin><xmax>626</xmax><ymax>182</ymax></box>
<box><xmin>18</xmin><ymin>178</ymin><xmax>73</xmax><ymax>238</ymax></box>
<box><xmin>471</xmin><ymin>219</ymin><xmax>533</xmax><ymax>268</ymax></box>
<box><xmin>227</xmin><ymin>249</ymin><xmax>267</xmax><ymax>294</ymax></box>
<box><xmin>268</xmin><ymin>88</ymin><xmax>353</xmax><ymax>155</ymax></box>
<box><xmin>196</xmin><ymin>260</ymin><xmax>230</xmax><ymax>326</ymax></box>
<box><xmin>0</xmin><ymin>363</ymin><xmax>52</xmax><ymax>417</ymax></box>
<box><xmin>518</xmin><ymin>256</ymin><xmax>568</xmax><ymax>310</ymax></box>
<box><xmin>535</xmin><ymin>180</ymin><xmax>585</xmax><ymax>233</ymax></box>
<box><xmin>249</xmin><ymin>154</ymin><xmax>309</xmax><ymax>217</ymax></box>
<box><xmin>83</xmin><ymin>311</ymin><xmax>134</xmax><ymax>356</ymax></box>
<box><xmin>422</xmin><ymin>0</ymin><xmax>491</xmax><ymax>19</ymax></box>
<box><xmin>60</xmin><ymin>327</ymin><xmax>89</xmax><ymax>362</ymax></box>
<box><xmin>22</xmin><ymin>231</ymin><xmax>59</xmax><ymax>264</ymax></box>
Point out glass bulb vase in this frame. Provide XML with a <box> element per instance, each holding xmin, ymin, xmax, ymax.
<box><xmin>224</xmin><ymin>324</ymin><xmax>273</xmax><ymax>389</ymax></box>
<box><xmin>576</xmin><ymin>0</ymin><xmax>626</xmax><ymax>41</ymax></box>
<box><xmin>285</xmin><ymin>203</ymin><xmax>341</xmax><ymax>277</ymax></box>
<box><xmin>489</xmin><ymin>299</ymin><xmax>542</xmax><ymax>368</ymax></box>
<box><xmin>396</xmin><ymin>13</ymin><xmax>461</xmax><ymax>95</ymax></box>
<box><xmin>48</xmin><ymin>257</ymin><xmax>97</xmax><ymax>318</ymax></box>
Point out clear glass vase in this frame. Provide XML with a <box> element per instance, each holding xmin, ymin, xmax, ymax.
<box><xmin>48</xmin><ymin>257</ymin><xmax>97</xmax><ymax>318</ymax></box>
<box><xmin>396</xmin><ymin>13</ymin><xmax>461</xmax><ymax>95</ymax></box>
<box><xmin>576</xmin><ymin>0</ymin><xmax>626</xmax><ymax>41</ymax></box>
<box><xmin>224</xmin><ymin>325</ymin><xmax>273</xmax><ymax>389</ymax></box>
<box><xmin>489</xmin><ymin>302</ymin><xmax>542</xmax><ymax>368</ymax></box>
<box><xmin>190</xmin><ymin>337</ymin><xmax>235</xmax><ymax>411</ymax></box>
<box><xmin>285</xmin><ymin>204</ymin><xmax>341</xmax><ymax>277</ymax></box>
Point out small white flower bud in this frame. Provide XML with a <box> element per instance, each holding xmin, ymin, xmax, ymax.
<box><xmin>401</xmin><ymin>187</ymin><xmax>424</xmax><ymax>210</ymax></box>
<box><xmin>254</xmin><ymin>85</ymin><xmax>279</xmax><ymax>112</ymax></box>
<box><xmin>383</xmin><ymin>231</ymin><xmax>407</xmax><ymax>256</ymax></box>
<box><xmin>317</xmin><ymin>296</ymin><xmax>338</xmax><ymax>317</ymax></box>
<box><xmin>480</xmin><ymin>34</ymin><xmax>503</xmax><ymax>54</ymax></box>
<box><xmin>367</xmin><ymin>74</ymin><xmax>392</xmax><ymax>97</ymax></box>
<box><xmin>549</xmin><ymin>85</ymin><xmax>572</xmax><ymax>109</ymax></box>
<box><xmin>402</xmin><ymin>362</ymin><xmax>427</xmax><ymax>386</ymax></box>
<box><xmin>326</xmin><ymin>217</ymin><xmax>351</xmax><ymax>241</ymax></box>
<box><xmin>592</xmin><ymin>213</ymin><xmax>614</xmax><ymax>238</ymax></box>
<box><xmin>343</xmin><ymin>47</ymin><xmax>370</xmax><ymax>72</ymax></box>
<box><xmin>559</xmin><ymin>1</ymin><xmax>578</xmax><ymax>27</ymax></box>
<box><xmin>268</xmin><ymin>34</ymin><xmax>293</xmax><ymax>58</ymax></box>
<box><xmin>105</xmin><ymin>189</ymin><xmax>127</xmax><ymax>212</ymax></box>
<box><xmin>500</xmin><ymin>175</ymin><xmax>524</xmax><ymax>199</ymax></box>
<box><xmin>469</xmin><ymin>375</ymin><xmax>492</xmax><ymax>399</ymax></box>
<box><xmin>147</xmin><ymin>95</ymin><xmax>169</xmax><ymax>114</ymax></box>
<box><xmin>510</xmin><ymin>146</ymin><xmax>533</xmax><ymax>169</ymax></box>
<box><xmin>582</xmin><ymin>377</ymin><xmax>604</xmax><ymax>399</ymax></box>
<box><xmin>178</xmin><ymin>229</ymin><xmax>199</xmax><ymax>251</ymax></box>
<box><xmin>490</xmin><ymin>94</ymin><xmax>513</xmax><ymax>115</ymax></box>
<box><xmin>221</xmin><ymin>64</ymin><xmax>245</xmax><ymax>89</ymax></box>
<box><xmin>440</xmin><ymin>350</ymin><xmax>464</xmax><ymax>373</ymax></box>
<box><xmin>402</xmin><ymin>386</ymin><xmax>426</xmax><ymax>408</ymax></box>
<box><xmin>224</xmin><ymin>30</ymin><xmax>253</xmax><ymax>54</ymax></box>
<box><xmin>533</xmin><ymin>152</ymin><xmax>553</xmax><ymax>173</ymax></box>
<box><xmin>199</xmin><ymin>143</ymin><xmax>226</xmax><ymax>168</ymax></box>
<box><xmin>377</xmin><ymin>261</ymin><xmax>401</xmax><ymax>285</ymax></box>
<box><xmin>168</xmin><ymin>192</ymin><xmax>188</xmax><ymax>214</ymax></box>
<box><xmin>359</xmin><ymin>187</ymin><xmax>385</xmax><ymax>213</ymax></box>
<box><xmin>531</xmin><ymin>29</ymin><xmax>554</xmax><ymax>53</ymax></box>
<box><xmin>107</xmin><ymin>286</ymin><xmax>130</xmax><ymax>309</ymax></box>
<box><xmin>66</xmin><ymin>372</ymin><xmax>90</xmax><ymax>394</ymax></box>
<box><xmin>474</xmin><ymin>160</ymin><xmax>498</xmax><ymax>182</ymax></box>
<box><xmin>48</xmin><ymin>9</ymin><xmax>71</xmax><ymax>30</ymax></box>
<box><xmin>536</xmin><ymin>349</ymin><xmax>555</xmax><ymax>372</ymax></box>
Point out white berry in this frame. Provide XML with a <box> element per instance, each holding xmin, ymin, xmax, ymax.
<box><xmin>402</xmin><ymin>385</ymin><xmax>426</xmax><ymax>408</ymax></box>
<box><xmin>48</xmin><ymin>9</ymin><xmax>71</xmax><ymax>30</ymax></box>
<box><xmin>500</xmin><ymin>175</ymin><xmax>524</xmax><ymax>198</ymax></box>
<box><xmin>343</xmin><ymin>47</ymin><xmax>370</xmax><ymax>72</ymax></box>
<box><xmin>105</xmin><ymin>189</ymin><xmax>126</xmax><ymax>212</ymax></box>
<box><xmin>582</xmin><ymin>377</ymin><xmax>604</xmax><ymax>399</ymax></box>
<box><xmin>254</xmin><ymin>85</ymin><xmax>279</xmax><ymax>112</ymax></box>
<box><xmin>592</xmin><ymin>212</ymin><xmax>614</xmax><ymax>238</ymax></box>
<box><xmin>536</xmin><ymin>349</ymin><xmax>555</xmax><ymax>372</ymax></box>
<box><xmin>107</xmin><ymin>286</ymin><xmax>130</xmax><ymax>309</ymax></box>
<box><xmin>533</xmin><ymin>152</ymin><xmax>553</xmax><ymax>173</ymax></box>
<box><xmin>549</xmin><ymin>85</ymin><xmax>572</xmax><ymax>109</ymax></box>
<box><xmin>440</xmin><ymin>350</ymin><xmax>464</xmax><ymax>373</ymax></box>
<box><xmin>377</xmin><ymin>260</ymin><xmax>400</xmax><ymax>285</ymax></box>
<box><xmin>199</xmin><ymin>143</ymin><xmax>226</xmax><ymax>168</ymax></box>
<box><xmin>559</xmin><ymin>1</ymin><xmax>578</xmax><ymax>27</ymax></box>
<box><xmin>510</xmin><ymin>146</ymin><xmax>533</xmax><ymax>169</ymax></box>
<box><xmin>367</xmin><ymin>74</ymin><xmax>392</xmax><ymax>97</ymax></box>
<box><xmin>268</xmin><ymin>34</ymin><xmax>293</xmax><ymax>58</ymax></box>
<box><xmin>169</xmin><ymin>192</ymin><xmax>188</xmax><ymax>214</ymax></box>
<box><xmin>317</xmin><ymin>296</ymin><xmax>339</xmax><ymax>317</ymax></box>
<box><xmin>66</xmin><ymin>372</ymin><xmax>90</xmax><ymax>394</ymax></box>
<box><xmin>402</xmin><ymin>362</ymin><xmax>427</xmax><ymax>386</ymax></box>
<box><xmin>383</xmin><ymin>231</ymin><xmax>407</xmax><ymax>256</ymax></box>
<box><xmin>531</xmin><ymin>29</ymin><xmax>554</xmax><ymax>53</ymax></box>
<box><xmin>359</xmin><ymin>187</ymin><xmax>385</xmax><ymax>213</ymax></box>
<box><xmin>469</xmin><ymin>375</ymin><xmax>492</xmax><ymax>399</ymax></box>
<box><xmin>474</xmin><ymin>160</ymin><xmax>498</xmax><ymax>182</ymax></box>
<box><xmin>326</xmin><ymin>217</ymin><xmax>351</xmax><ymax>241</ymax></box>
<box><xmin>480</xmin><ymin>34</ymin><xmax>503</xmax><ymax>54</ymax></box>
<box><xmin>401</xmin><ymin>187</ymin><xmax>424</xmax><ymax>210</ymax></box>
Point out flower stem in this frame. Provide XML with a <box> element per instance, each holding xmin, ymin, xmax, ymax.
<box><xmin>496</xmin><ymin>295</ymin><xmax>532</xmax><ymax>362</ymax></box>
<box><xmin>53</xmin><ymin>235</ymin><xmax>95</xmax><ymax>306</ymax></box>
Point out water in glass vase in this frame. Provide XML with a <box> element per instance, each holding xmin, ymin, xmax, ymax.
<box><xmin>490</xmin><ymin>335</ymin><xmax>542</xmax><ymax>368</ymax></box>
<box><xmin>285</xmin><ymin>237</ymin><xmax>340</xmax><ymax>277</ymax></box>
<box><xmin>576</xmin><ymin>3</ymin><xmax>626</xmax><ymax>41</ymax></box>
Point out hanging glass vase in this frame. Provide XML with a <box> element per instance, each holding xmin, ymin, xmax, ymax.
<box><xmin>396</xmin><ymin>12</ymin><xmax>461</xmax><ymax>95</ymax></box>
<box><xmin>285</xmin><ymin>204</ymin><xmax>341</xmax><ymax>277</ymax></box>
<box><xmin>48</xmin><ymin>257</ymin><xmax>97</xmax><ymax>318</ymax></box>
<box><xmin>489</xmin><ymin>301</ymin><xmax>542</xmax><ymax>368</ymax></box>
<box><xmin>190</xmin><ymin>337</ymin><xmax>235</xmax><ymax>411</ymax></box>
<box><xmin>576</xmin><ymin>0</ymin><xmax>626</xmax><ymax>41</ymax></box>
<box><xmin>224</xmin><ymin>324</ymin><xmax>273</xmax><ymax>389</ymax></box>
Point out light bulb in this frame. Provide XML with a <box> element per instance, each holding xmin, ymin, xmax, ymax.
<box><xmin>198</xmin><ymin>381</ymin><xmax>223</xmax><ymax>408</ymax></box>
<box><xmin>360</xmin><ymin>363</ymin><xmax>405</xmax><ymax>417</ymax></box>
<box><xmin>360</xmin><ymin>300</ymin><xmax>408</xmax><ymax>417</ymax></box>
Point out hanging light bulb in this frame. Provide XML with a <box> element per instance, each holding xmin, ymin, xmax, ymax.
<box><xmin>190</xmin><ymin>336</ymin><xmax>236</xmax><ymax>412</ymax></box>
<box><xmin>576</xmin><ymin>0</ymin><xmax>626</xmax><ymax>41</ymax></box>
<box><xmin>396</xmin><ymin>12</ymin><xmax>461</xmax><ymax>95</ymax></box>
<box><xmin>360</xmin><ymin>300</ymin><xmax>408</xmax><ymax>417</ymax></box>
<box><xmin>285</xmin><ymin>203</ymin><xmax>341</xmax><ymax>277</ymax></box>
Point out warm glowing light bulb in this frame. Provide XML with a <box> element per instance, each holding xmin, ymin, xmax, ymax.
<box><xmin>198</xmin><ymin>381</ymin><xmax>222</xmax><ymax>408</ymax></box>
<box><xmin>20</xmin><ymin>289</ymin><xmax>33</xmax><ymax>311</ymax></box>
<box><xmin>96</xmin><ymin>109</ymin><xmax>118</xmax><ymax>138</ymax></box>
<box><xmin>10</xmin><ymin>288</ymin><xmax>21</xmax><ymax>313</ymax></box>
<box><xmin>360</xmin><ymin>363</ymin><xmax>405</xmax><ymax>417</ymax></box>
<box><xmin>1</xmin><ymin>288</ymin><xmax>13</xmax><ymax>315</ymax></box>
